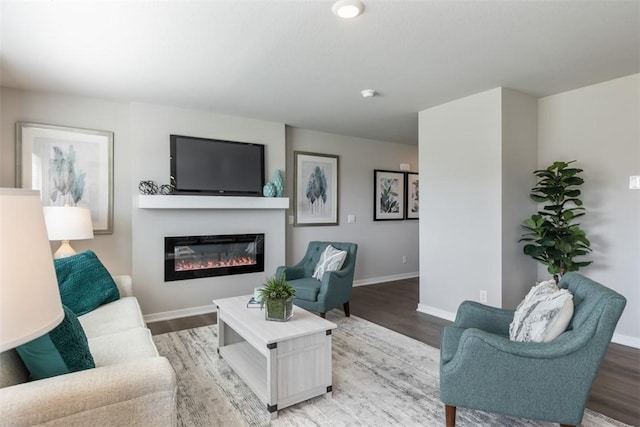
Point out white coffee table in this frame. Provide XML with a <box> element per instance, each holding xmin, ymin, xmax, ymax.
<box><xmin>213</xmin><ymin>295</ymin><xmax>337</xmax><ymax>419</ymax></box>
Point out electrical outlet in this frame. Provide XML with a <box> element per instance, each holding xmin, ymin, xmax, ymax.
<box><xmin>479</xmin><ymin>290</ymin><xmax>488</xmax><ymax>303</ymax></box>
<box><xmin>402</xmin><ymin>255</ymin><xmax>407</xmax><ymax>264</ymax></box>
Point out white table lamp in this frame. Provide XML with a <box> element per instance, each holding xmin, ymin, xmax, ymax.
<box><xmin>43</xmin><ymin>206</ymin><xmax>94</xmax><ymax>259</ymax></box>
<box><xmin>0</xmin><ymin>188</ymin><xmax>64</xmax><ymax>352</ymax></box>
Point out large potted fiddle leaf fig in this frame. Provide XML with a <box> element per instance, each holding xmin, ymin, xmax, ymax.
<box><xmin>520</xmin><ymin>160</ymin><xmax>592</xmax><ymax>282</ymax></box>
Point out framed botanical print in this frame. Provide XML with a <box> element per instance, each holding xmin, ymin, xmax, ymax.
<box><xmin>16</xmin><ymin>122</ymin><xmax>114</xmax><ymax>234</ymax></box>
<box><xmin>373</xmin><ymin>169</ymin><xmax>405</xmax><ymax>221</ymax></box>
<box><xmin>405</xmin><ymin>172</ymin><xmax>419</xmax><ymax>219</ymax></box>
<box><xmin>294</xmin><ymin>151</ymin><xmax>339</xmax><ymax>226</ymax></box>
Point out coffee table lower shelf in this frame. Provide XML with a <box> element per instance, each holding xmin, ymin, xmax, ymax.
<box><xmin>218</xmin><ymin>341</ymin><xmax>268</xmax><ymax>404</ymax></box>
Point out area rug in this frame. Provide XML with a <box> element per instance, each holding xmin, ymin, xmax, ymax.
<box><xmin>153</xmin><ymin>312</ymin><xmax>629</xmax><ymax>427</ymax></box>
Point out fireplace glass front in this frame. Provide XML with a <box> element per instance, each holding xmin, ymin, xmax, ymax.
<box><xmin>164</xmin><ymin>233</ymin><xmax>264</xmax><ymax>282</ymax></box>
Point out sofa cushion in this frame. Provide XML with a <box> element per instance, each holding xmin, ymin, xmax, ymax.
<box><xmin>289</xmin><ymin>277</ymin><xmax>322</xmax><ymax>302</ymax></box>
<box><xmin>88</xmin><ymin>328</ymin><xmax>159</xmax><ymax>367</ymax></box>
<box><xmin>79</xmin><ymin>297</ymin><xmax>146</xmax><ymax>339</ymax></box>
<box><xmin>54</xmin><ymin>250</ymin><xmax>120</xmax><ymax>316</ymax></box>
<box><xmin>312</xmin><ymin>245</ymin><xmax>347</xmax><ymax>280</ymax></box>
<box><xmin>16</xmin><ymin>305</ymin><xmax>95</xmax><ymax>380</ymax></box>
<box><xmin>509</xmin><ymin>279</ymin><xmax>574</xmax><ymax>342</ymax></box>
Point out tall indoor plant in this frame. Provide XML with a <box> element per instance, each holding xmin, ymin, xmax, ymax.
<box><xmin>520</xmin><ymin>160</ymin><xmax>592</xmax><ymax>282</ymax></box>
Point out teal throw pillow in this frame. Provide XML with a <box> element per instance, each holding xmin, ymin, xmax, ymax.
<box><xmin>54</xmin><ymin>250</ymin><xmax>120</xmax><ymax>316</ymax></box>
<box><xmin>16</xmin><ymin>305</ymin><xmax>95</xmax><ymax>380</ymax></box>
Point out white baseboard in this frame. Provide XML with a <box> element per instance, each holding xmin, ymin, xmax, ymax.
<box><xmin>143</xmin><ymin>279</ymin><xmax>640</xmax><ymax>350</ymax></box>
<box><xmin>416</xmin><ymin>303</ymin><xmax>456</xmax><ymax>322</ymax></box>
<box><xmin>612</xmin><ymin>333</ymin><xmax>640</xmax><ymax>349</ymax></box>
<box><xmin>416</xmin><ymin>304</ymin><xmax>639</xmax><ymax>349</ymax></box>
<box><xmin>353</xmin><ymin>272</ymin><xmax>419</xmax><ymax>287</ymax></box>
<box><xmin>144</xmin><ymin>304</ymin><xmax>217</xmax><ymax>323</ymax></box>
<box><xmin>143</xmin><ymin>272</ymin><xmax>418</xmax><ymax>322</ymax></box>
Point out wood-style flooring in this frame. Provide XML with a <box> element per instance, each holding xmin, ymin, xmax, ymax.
<box><xmin>148</xmin><ymin>278</ymin><xmax>640</xmax><ymax>426</ymax></box>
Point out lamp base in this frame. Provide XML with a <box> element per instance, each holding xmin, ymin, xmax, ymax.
<box><xmin>54</xmin><ymin>241</ymin><xmax>76</xmax><ymax>259</ymax></box>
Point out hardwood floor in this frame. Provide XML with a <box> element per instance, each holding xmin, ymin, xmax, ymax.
<box><xmin>148</xmin><ymin>278</ymin><xmax>640</xmax><ymax>426</ymax></box>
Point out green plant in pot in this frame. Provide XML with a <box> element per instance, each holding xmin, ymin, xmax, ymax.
<box><xmin>258</xmin><ymin>274</ymin><xmax>296</xmax><ymax>321</ymax></box>
<box><xmin>520</xmin><ymin>160</ymin><xmax>592</xmax><ymax>282</ymax></box>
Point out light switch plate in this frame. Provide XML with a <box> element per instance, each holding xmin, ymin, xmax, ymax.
<box><xmin>630</xmin><ymin>176</ymin><xmax>640</xmax><ymax>190</ymax></box>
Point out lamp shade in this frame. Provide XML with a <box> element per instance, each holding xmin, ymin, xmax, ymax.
<box><xmin>43</xmin><ymin>206</ymin><xmax>94</xmax><ymax>241</ymax></box>
<box><xmin>0</xmin><ymin>188</ymin><xmax>64</xmax><ymax>352</ymax></box>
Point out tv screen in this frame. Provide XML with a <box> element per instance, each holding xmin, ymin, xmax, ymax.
<box><xmin>170</xmin><ymin>135</ymin><xmax>265</xmax><ymax>196</ymax></box>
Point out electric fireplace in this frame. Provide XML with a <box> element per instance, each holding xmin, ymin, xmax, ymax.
<box><xmin>164</xmin><ymin>233</ymin><xmax>264</xmax><ymax>282</ymax></box>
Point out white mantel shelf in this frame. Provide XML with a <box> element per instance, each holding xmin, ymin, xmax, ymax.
<box><xmin>138</xmin><ymin>195</ymin><xmax>289</xmax><ymax>210</ymax></box>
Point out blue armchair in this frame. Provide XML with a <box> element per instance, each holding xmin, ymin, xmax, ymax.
<box><xmin>439</xmin><ymin>273</ymin><xmax>626</xmax><ymax>427</ymax></box>
<box><xmin>275</xmin><ymin>241</ymin><xmax>357</xmax><ymax>318</ymax></box>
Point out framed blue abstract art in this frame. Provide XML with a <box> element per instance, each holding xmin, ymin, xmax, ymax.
<box><xmin>16</xmin><ymin>122</ymin><xmax>114</xmax><ymax>234</ymax></box>
<box><xmin>294</xmin><ymin>151</ymin><xmax>339</xmax><ymax>226</ymax></box>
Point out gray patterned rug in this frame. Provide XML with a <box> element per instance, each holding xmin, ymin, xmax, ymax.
<box><xmin>153</xmin><ymin>312</ymin><xmax>629</xmax><ymax>427</ymax></box>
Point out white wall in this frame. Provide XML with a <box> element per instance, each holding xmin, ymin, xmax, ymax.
<box><xmin>0</xmin><ymin>88</ymin><xmax>132</xmax><ymax>274</ymax></box>
<box><xmin>538</xmin><ymin>74</ymin><xmax>639</xmax><ymax>346</ymax></box>
<box><xmin>285</xmin><ymin>127</ymin><xmax>419</xmax><ymax>283</ymax></box>
<box><xmin>130</xmin><ymin>102</ymin><xmax>287</xmax><ymax>317</ymax></box>
<box><xmin>501</xmin><ymin>89</ymin><xmax>539</xmax><ymax>308</ymax></box>
<box><xmin>418</xmin><ymin>88</ymin><xmax>505</xmax><ymax>318</ymax></box>
<box><xmin>418</xmin><ymin>77</ymin><xmax>639</xmax><ymax>346</ymax></box>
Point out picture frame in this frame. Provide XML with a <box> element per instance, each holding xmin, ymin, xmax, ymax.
<box><xmin>405</xmin><ymin>172</ymin><xmax>419</xmax><ymax>219</ymax></box>
<box><xmin>294</xmin><ymin>151</ymin><xmax>339</xmax><ymax>226</ymax></box>
<box><xmin>374</xmin><ymin>169</ymin><xmax>405</xmax><ymax>221</ymax></box>
<box><xmin>16</xmin><ymin>122</ymin><xmax>114</xmax><ymax>234</ymax></box>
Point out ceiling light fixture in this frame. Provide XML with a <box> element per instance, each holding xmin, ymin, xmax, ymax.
<box><xmin>361</xmin><ymin>89</ymin><xmax>376</xmax><ymax>98</ymax></box>
<box><xmin>332</xmin><ymin>0</ymin><xmax>365</xmax><ymax>19</ymax></box>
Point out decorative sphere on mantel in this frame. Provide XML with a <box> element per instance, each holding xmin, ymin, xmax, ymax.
<box><xmin>263</xmin><ymin>182</ymin><xmax>276</xmax><ymax>197</ymax></box>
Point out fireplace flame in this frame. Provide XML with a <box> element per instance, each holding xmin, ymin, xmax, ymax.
<box><xmin>175</xmin><ymin>256</ymin><xmax>257</xmax><ymax>272</ymax></box>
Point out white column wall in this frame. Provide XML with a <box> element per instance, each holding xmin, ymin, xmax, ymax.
<box><xmin>418</xmin><ymin>88</ymin><xmax>504</xmax><ymax>318</ymax></box>
<box><xmin>501</xmin><ymin>89</ymin><xmax>538</xmax><ymax>308</ymax></box>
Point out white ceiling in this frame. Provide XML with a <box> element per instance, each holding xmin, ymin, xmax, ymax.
<box><xmin>1</xmin><ymin>1</ymin><xmax>638</xmax><ymax>144</ymax></box>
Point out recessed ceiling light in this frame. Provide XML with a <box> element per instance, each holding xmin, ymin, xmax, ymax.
<box><xmin>361</xmin><ymin>89</ymin><xmax>376</xmax><ymax>98</ymax></box>
<box><xmin>332</xmin><ymin>0</ymin><xmax>365</xmax><ymax>19</ymax></box>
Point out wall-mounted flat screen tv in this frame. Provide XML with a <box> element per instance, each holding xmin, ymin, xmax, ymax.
<box><xmin>170</xmin><ymin>134</ymin><xmax>265</xmax><ymax>196</ymax></box>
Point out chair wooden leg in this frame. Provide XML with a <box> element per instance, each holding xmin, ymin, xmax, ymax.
<box><xmin>560</xmin><ymin>424</ymin><xmax>575</xmax><ymax>427</ymax></box>
<box><xmin>319</xmin><ymin>312</ymin><xmax>326</xmax><ymax>318</ymax></box>
<box><xmin>343</xmin><ymin>301</ymin><xmax>351</xmax><ymax>317</ymax></box>
<box><xmin>445</xmin><ymin>405</ymin><xmax>456</xmax><ymax>427</ymax></box>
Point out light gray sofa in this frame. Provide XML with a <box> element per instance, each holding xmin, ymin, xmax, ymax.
<box><xmin>0</xmin><ymin>276</ymin><xmax>177</xmax><ymax>426</ymax></box>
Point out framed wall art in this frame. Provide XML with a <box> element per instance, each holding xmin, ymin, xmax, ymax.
<box><xmin>405</xmin><ymin>172</ymin><xmax>419</xmax><ymax>219</ymax></box>
<box><xmin>16</xmin><ymin>122</ymin><xmax>114</xmax><ymax>234</ymax></box>
<box><xmin>294</xmin><ymin>151</ymin><xmax>339</xmax><ymax>226</ymax></box>
<box><xmin>373</xmin><ymin>169</ymin><xmax>405</xmax><ymax>221</ymax></box>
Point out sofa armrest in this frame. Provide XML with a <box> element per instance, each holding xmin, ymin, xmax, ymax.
<box><xmin>453</xmin><ymin>301</ymin><xmax>514</xmax><ymax>335</ymax></box>
<box><xmin>276</xmin><ymin>266</ymin><xmax>305</xmax><ymax>281</ymax></box>
<box><xmin>0</xmin><ymin>357</ymin><xmax>176</xmax><ymax>427</ymax></box>
<box><xmin>112</xmin><ymin>275</ymin><xmax>133</xmax><ymax>297</ymax></box>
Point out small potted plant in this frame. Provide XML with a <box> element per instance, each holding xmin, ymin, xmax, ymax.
<box><xmin>258</xmin><ymin>274</ymin><xmax>296</xmax><ymax>321</ymax></box>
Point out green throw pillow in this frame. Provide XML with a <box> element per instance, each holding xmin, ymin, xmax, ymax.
<box><xmin>54</xmin><ymin>250</ymin><xmax>120</xmax><ymax>316</ymax></box>
<box><xmin>16</xmin><ymin>305</ymin><xmax>95</xmax><ymax>380</ymax></box>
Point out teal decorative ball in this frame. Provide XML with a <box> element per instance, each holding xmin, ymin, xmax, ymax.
<box><xmin>263</xmin><ymin>182</ymin><xmax>276</xmax><ymax>197</ymax></box>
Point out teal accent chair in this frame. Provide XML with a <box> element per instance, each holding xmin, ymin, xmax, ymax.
<box><xmin>440</xmin><ymin>273</ymin><xmax>626</xmax><ymax>427</ymax></box>
<box><xmin>275</xmin><ymin>241</ymin><xmax>358</xmax><ymax>318</ymax></box>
